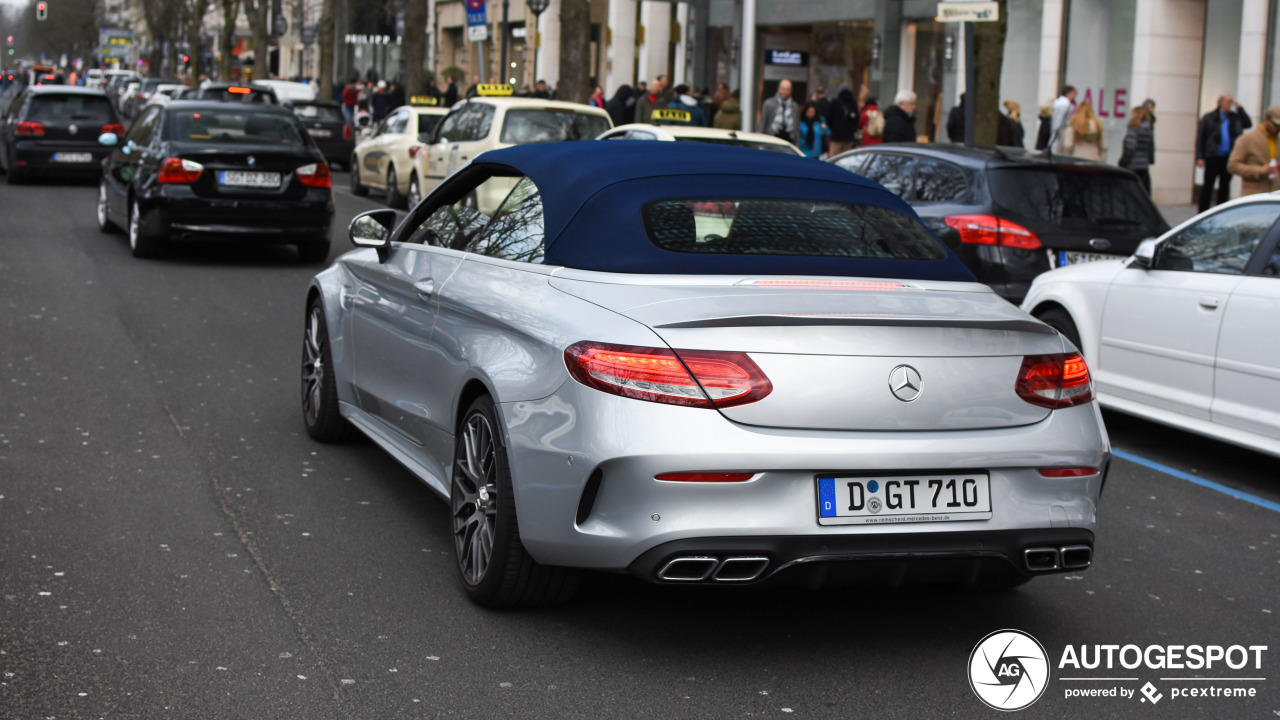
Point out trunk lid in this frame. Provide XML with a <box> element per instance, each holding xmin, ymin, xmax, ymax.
<box><xmin>170</xmin><ymin>142</ymin><xmax>316</xmax><ymax>200</ymax></box>
<box><xmin>550</xmin><ymin>273</ymin><xmax>1067</xmax><ymax>431</ymax></box>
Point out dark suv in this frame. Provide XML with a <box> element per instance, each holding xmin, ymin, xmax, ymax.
<box><xmin>0</xmin><ymin>86</ymin><xmax>125</xmax><ymax>183</ymax></box>
<box><xmin>830</xmin><ymin>144</ymin><xmax>1169</xmax><ymax>303</ymax></box>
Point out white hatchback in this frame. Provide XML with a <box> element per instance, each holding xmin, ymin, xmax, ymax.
<box><xmin>1022</xmin><ymin>194</ymin><xmax>1280</xmax><ymax>458</ymax></box>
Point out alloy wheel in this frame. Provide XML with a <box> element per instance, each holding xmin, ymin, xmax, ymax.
<box><xmin>452</xmin><ymin>412</ymin><xmax>498</xmax><ymax>586</ymax></box>
<box><xmin>301</xmin><ymin>306</ymin><xmax>325</xmax><ymax>427</ymax></box>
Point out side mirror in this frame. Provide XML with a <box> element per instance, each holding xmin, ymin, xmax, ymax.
<box><xmin>1131</xmin><ymin>237</ymin><xmax>1158</xmax><ymax>269</ymax></box>
<box><xmin>98</xmin><ymin>132</ymin><xmax>119</xmax><ymax>146</ymax></box>
<box><xmin>349</xmin><ymin>209</ymin><xmax>397</xmax><ymax>252</ymax></box>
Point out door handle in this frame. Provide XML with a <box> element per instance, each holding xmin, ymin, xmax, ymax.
<box><xmin>1198</xmin><ymin>296</ymin><xmax>1220</xmax><ymax>310</ymax></box>
<box><xmin>413</xmin><ymin>278</ymin><xmax>435</xmax><ymax>298</ymax></box>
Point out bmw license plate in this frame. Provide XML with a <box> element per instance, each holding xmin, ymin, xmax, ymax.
<box><xmin>219</xmin><ymin>170</ymin><xmax>281</xmax><ymax>188</ymax></box>
<box><xmin>816</xmin><ymin>473</ymin><xmax>992</xmax><ymax>525</ymax></box>
<box><xmin>1050</xmin><ymin>250</ymin><xmax>1118</xmax><ymax>268</ymax></box>
<box><xmin>52</xmin><ymin>152</ymin><xmax>93</xmax><ymax>163</ymax></box>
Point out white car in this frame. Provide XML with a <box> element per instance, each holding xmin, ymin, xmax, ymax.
<box><xmin>252</xmin><ymin>79</ymin><xmax>317</xmax><ymax>103</ymax></box>
<box><xmin>1022</xmin><ymin>194</ymin><xmax>1280</xmax><ymax>458</ymax></box>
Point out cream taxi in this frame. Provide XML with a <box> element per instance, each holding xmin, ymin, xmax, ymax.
<box><xmin>411</xmin><ymin>84</ymin><xmax>613</xmax><ymax>211</ymax></box>
<box><xmin>599</xmin><ymin>110</ymin><xmax>802</xmax><ymax>155</ymax></box>
<box><xmin>350</xmin><ymin>96</ymin><xmax>450</xmax><ymax>208</ymax></box>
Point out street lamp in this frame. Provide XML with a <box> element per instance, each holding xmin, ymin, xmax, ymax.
<box><xmin>526</xmin><ymin>0</ymin><xmax>549</xmax><ymax>89</ymax></box>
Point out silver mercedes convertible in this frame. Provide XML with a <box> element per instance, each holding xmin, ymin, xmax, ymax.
<box><xmin>301</xmin><ymin>141</ymin><xmax>1109</xmax><ymax>607</ymax></box>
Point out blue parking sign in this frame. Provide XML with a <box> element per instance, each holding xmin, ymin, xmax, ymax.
<box><xmin>466</xmin><ymin>0</ymin><xmax>486</xmax><ymax>26</ymax></box>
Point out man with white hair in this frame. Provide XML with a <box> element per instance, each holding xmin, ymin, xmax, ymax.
<box><xmin>882</xmin><ymin>89</ymin><xmax>917</xmax><ymax>142</ymax></box>
<box><xmin>757</xmin><ymin>79</ymin><xmax>800</xmax><ymax>144</ymax></box>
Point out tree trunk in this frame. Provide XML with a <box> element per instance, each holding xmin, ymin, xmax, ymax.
<box><xmin>219</xmin><ymin>0</ymin><xmax>239</xmax><ymax>80</ymax></box>
<box><xmin>557</xmin><ymin>0</ymin><xmax>590</xmax><ymax>103</ymax></box>
<box><xmin>318</xmin><ymin>0</ymin><xmax>336</xmax><ymax>100</ymax></box>
<box><xmin>402</xmin><ymin>0</ymin><xmax>429</xmax><ymax>95</ymax></box>
<box><xmin>187</xmin><ymin>0</ymin><xmax>211</xmax><ymax>80</ymax></box>
<box><xmin>245</xmin><ymin>0</ymin><xmax>271</xmax><ymax>81</ymax></box>
<box><xmin>971</xmin><ymin>0</ymin><xmax>1007</xmax><ymax>147</ymax></box>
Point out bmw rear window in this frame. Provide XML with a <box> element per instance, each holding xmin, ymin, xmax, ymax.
<box><xmin>165</xmin><ymin>109</ymin><xmax>306</xmax><ymax>145</ymax></box>
<box><xmin>988</xmin><ymin>168</ymin><xmax>1167</xmax><ymax>234</ymax></box>
<box><xmin>642</xmin><ymin>199</ymin><xmax>946</xmax><ymax>260</ymax></box>
<box><xmin>27</xmin><ymin>95</ymin><xmax>115</xmax><ymax>122</ymax></box>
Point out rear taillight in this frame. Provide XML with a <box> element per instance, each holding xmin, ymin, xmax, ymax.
<box><xmin>944</xmin><ymin>214</ymin><xmax>1042</xmax><ymax>250</ymax></box>
<box><xmin>157</xmin><ymin>157</ymin><xmax>204</xmax><ymax>184</ymax></box>
<box><xmin>1039</xmin><ymin>467</ymin><xmax>1098</xmax><ymax>478</ymax></box>
<box><xmin>101</xmin><ymin>123</ymin><xmax>126</xmax><ymax>136</ymax></box>
<box><xmin>1016</xmin><ymin>353</ymin><xmax>1093</xmax><ymax>409</ymax></box>
<box><xmin>15</xmin><ymin>121</ymin><xmax>44</xmax><ymax>136</ymax></box>
<box><xmin>228</xmin><ymin>86</ymin><xmax>251</xmax><ymax>94</ymax></box>
<box><xmin>409</xmin><ymin>145</ymin><xmax>422</xmax><ymax>158</ymax></box>
<box><xmin>564</xmin><ymin>341</ymin><xmax>772</xmax><ymax>409</ymax></box>
<box><xmin>296</xmin><ymin>162</ymin><xmax>332</xmax><ymax>188</ymax></box>
<box><xmin>343</xmin><ymin>124</ymin><xmax>353</xmax><ymax>140</ymax></box>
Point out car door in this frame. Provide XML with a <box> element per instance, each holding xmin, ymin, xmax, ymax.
<box><xmin>424</xmin><ymin>107</ymin><xmax>465</xmax><ymax>193</ymax></box>
<box><xmin>1211</xmin><ymin>224</ymin><xmax>1280</xmax><ymax>439</ymax></box>
<box><xmin>104</xmin><ymin>105</ymin><xmax>161</xmax><ymax>220</ymax></box>
<box><xmin>1097</xmin><ymin>202</ymin><xmax>1280</xmax><ymax>420</ymax></box>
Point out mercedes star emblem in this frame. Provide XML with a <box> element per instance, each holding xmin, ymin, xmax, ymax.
<box><xmin>888</xmin><ymin>364</ymin><xmax>923</xmax><ymax>402</ymax></box>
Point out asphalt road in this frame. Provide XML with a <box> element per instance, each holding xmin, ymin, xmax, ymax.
<box><xmin>1</xmin><ymin>173</ymin><xmax>1277</xmax><ymax>720</ymax></box>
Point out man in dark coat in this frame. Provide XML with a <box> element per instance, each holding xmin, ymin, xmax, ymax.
<box><xmin>827</xmin><ymin>84</ymin><xmax>858</xmax><ymax>155</ymax></box>
<box><xmin>947</xmin><ymin>93</ymin><xmax>965</xmax><ymax>142</ymax></box>
<box><xmin>443</xmin><ymin>75</ymin><xmax>459</xmax><ymax>106</ymax></box>
<box><xmin>1196</xmin><ymin>93</ymin><xmax>1252</xmax><ymax>211</ymax></box>
<box><xmin>604</xmin><ymin>84</ymin><xmax>637</xmax><ymax>127</ymax></box>
<box><xmin>882</xmin><ymin>89</ymin><xmax>918</xmax><ymax>143</ymax></box>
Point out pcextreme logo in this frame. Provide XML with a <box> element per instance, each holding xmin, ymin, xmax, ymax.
<box><xmin>969</xmin><ymin>630</ymin><xmax>1269</xmax><ymax>711</ymax></box>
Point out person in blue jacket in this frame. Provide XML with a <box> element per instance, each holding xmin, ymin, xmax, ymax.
<box><xmin>661</xmin><ymin>84</ymin><xmax>706</xmax><ymax>126</ymax></box>
<box><xmin>798</xmin><ymin>102</ymin><xmax>830</xmax><ymax>158</ymax></box>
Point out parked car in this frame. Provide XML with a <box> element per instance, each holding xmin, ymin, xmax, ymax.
<box><xmin>301</xmin><ymin>141</ymin><xmax>1108</xmax><ymax>607</ymax></box>
<box><xmin>349</xmin><ymin>101</ymin><xmax>448</xmax><ymax>207</ymax></box>
<box><xmin>252</xmin><ymin>79</ymin><xmax>316</xmax><ymax>103</ymax></box>
<box><xmin>830</xmin><ymin>144</ymin><xmax>1169</xmax><ymax>304</ymax></box>
<box><xmin>1022</xmin><ymin>194</ymin><xmax>1280</xmax><ymax>459</ymax></box>
<box><xmin>284</xmin><ymin>100</ymin><xmax>354</xmax><ymax>170</ymax></box>
<box><xmin>0</xmin><ymin>86</ymin><xmax>124</xmax><ymax>183</ymax></box>
<box><xmin>95</xmin><ymin>101</ymin><xmax>334</xmax><ymax>261</ymax></box>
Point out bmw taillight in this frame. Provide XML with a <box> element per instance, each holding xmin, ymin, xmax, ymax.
<box><xmin>343</xmin><ymin>124</ymin><xmax>353</xmax><ymax>140</ymax></box>
<box><xmin>1016</xmin><ymin>353</ymin><xmax>1093</xmax><ymax>409</ymax></box>
<box><xmin>944</xmin><ymin>214</ymin><xmax>1042</xmax><ymax>250</ymax></box>
<box><xmin>100</xmin><ymin>123</ymin><xmax>126</xmax><ymax>136</ymax></box>
<box><xmin>15</xmin><ymin>121</ymin><xmax>44</xmax><ymax>136</ymax></box>
<box><xmin>157</xmin><ymin>157</ymin><xmax>204</xmax><ymax>184</ymax></box>
<box><xmin>296</xmin><ymin>162</ymin><xmax>332</xmax><ymax>188</ymax></box>
<box><xmin>564</xmin><ymin>341</ymin><xmax>772</xmax><ymax>409</ymax></box>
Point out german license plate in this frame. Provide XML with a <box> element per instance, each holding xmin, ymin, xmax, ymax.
<box><xmin>816</xmin><ymin>473</ymin><xmax>992</xmax><ymax>525</ymax></box>
<box><xmin>52</xmin><ymin>152</ymin><xmax>93</xmax><ymax>163</ymax></box>
<box><xmin>219</xmin><ymin>170</ymin><xmax>280</xmax><ymax>188</ymax></box>
<box><xmin>308</xmin><ymin>128</ymin><xmax>332</xmax><ymax>138</ymax></box>
<box><xmin>1050</xmin><ymin>250</ymin><xmax>1118</xmax><ymax>268</ymax></box>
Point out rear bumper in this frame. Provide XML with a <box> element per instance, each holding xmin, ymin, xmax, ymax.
<box><xmin>142</xmin><ymin>186</ymin><xmax>334</xmax><ymax>241</ymax></box>
<box><xmin>10</xmin><ymin>141</ymin><xmax>110</xmax><ymax>174</ymax></box>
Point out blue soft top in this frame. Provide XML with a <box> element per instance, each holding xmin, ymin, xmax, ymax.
<box><xmin>473</xmin><ymin>141</ymin><xmax>975</xmax><ymax>282</ymax></box>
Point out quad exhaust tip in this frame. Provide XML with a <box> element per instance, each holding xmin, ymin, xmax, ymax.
<box><xmin>1024</xmin><ymin>545</ymin><xmax>1092</xmax><ymax>572</ymax></box>
<box><xmin>657</xmin><ymin>556</ymin><xmax>770</xmax><ymax>583</ymax></box>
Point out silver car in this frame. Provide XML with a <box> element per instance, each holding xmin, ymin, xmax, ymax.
<box><xmin>302</xmin><ymin>141</ymin><xmax>1109</xmax><ymax>607</ymax></box>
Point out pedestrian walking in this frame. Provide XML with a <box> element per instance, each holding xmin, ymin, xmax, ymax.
<box><xmin>713</xmin><ymin>92</ymin><xmax>742</xmax><ymax>130</ymax></box>
<box><xmin>827</xmin><ymin>84</ymin><xmax>858</xmax><ymax>154</ymax></box>
<box><xmin>881</xmin><ymin>89</ymin><xmax>917</xmax><ymax>143</ymax></box>
<box><xmin>443</xmin><ymin>75</ymin><xmax>459</xmax><ymax>106</ymax></box>
<box><xmin>1063</xmin><ymin>102</ymin><xmax>1107</xmax><ymax>161</ymax></box>
<box><xmin>371</xmin><ymin>80</ymin><xmax>391</xmax><ymax>122</ymax></box>
<box><xmin>1120</xmin><ymin>106</ymin><xmax>1156</xmax><ymax>194</ymax></box>
<box><xmin>757</xmin><ymin>79</ymin><xmax>800</xmax><ymax>144</ymax></box>
<box><xmin>1050</xmin><ymin>85</ymin><xmax>1077</xmax><ymax>153</ymax></box>
<box><xmin>340</xmin><ymin>77</ymin><xmax>359</xmax><ymax>125</ymax></box>
<box><xmin>857</xmin><ymin>96</ymin><xmax>884</xmax><ymax>147</ymax></box>
<box><xmin>1227</xmin><ymin>106</ymin><xmax>1280</xmax><ymax>197</ymax></box>
<box><xmin>1034</xmin><ymin>104</ymin><xmax>1053</xmax><ymax>150</ymax></box>
<box><xmin>797</xmin><ymin>102</ymin><xmax>830</xmax><ymax>158</ymax></box>
<box><xmin>588</xmin><ymin>85</ymin><xmax>605</xmax><ymax>108</ymax></box>
<box><xmin>947</xmin><ymin>93</ymin><xmax>965</xmax><ymax>142</ymax></box>
<box><xmin>665</xmin><ymin>84</ymin><xmax>706</xmax><ymax>126</ymax></box>
<box><xmin>1003</xmin><ymin>100</ymin><xmax>1025</xmax><ymax>148</ymax></box>
<box><xmin>1196</xmin><ymin>94</ymin><xmax>1252</xmax><ymax>210</ymax></box>
<box><xmin>635</xmin><ymin>75</ymin><xmax>667</xmax><ymax>125</ymax></box>
<box><xmin>604</xmin><ymin>84</ymin><xmax>636</xmax><ymax>126</ymax></box>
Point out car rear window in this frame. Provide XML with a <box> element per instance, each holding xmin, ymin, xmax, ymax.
<box><xmin>27</xmin><ymin>95</ymin><xmax>115</xmax><ymax>122</ymax></box>
<box><xmin>165</xmin><ymin>109</ymin><xmax>306</xmax><ymax>146</ymax></box>
<box><xmin>500</xmin><ymin>109</ymin><xmax>611</xmax><ymax>144</ymax></box>
<box><xmin>288</xmin><ymin>104</ymin><xmax>344</xmax><ymax>123</ymax></box>
<box><xmin>198</xmin><ymin>87</ymin><xmax>275</xmax><ymax>104</ymax></box>
<box><xmin>642</xmin><ymin>199</ymin><xmax>947</xmax><ymax>260</ymax></box>
<box><xmin>988</xmin><ymin>167</ymin><xmax>1166</xmax><ymax>233</ymax></box>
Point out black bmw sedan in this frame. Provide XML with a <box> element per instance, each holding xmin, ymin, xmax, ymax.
<box><xmin>95</xmin><ymin>101</ymin><xmax>335</xmax><ymax>262</ymax></box>
<box><xmin>0</xmin><ymin>86</ymin><xmax>125</xmax><ymax>183</ymax></box>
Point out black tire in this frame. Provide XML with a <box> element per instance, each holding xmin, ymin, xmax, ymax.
<box><xmin>350</xmin><ymin>156</ymin><xmax>368</xmax><ymax>196</ymax></box>
<box><xmin>128</xmin><ymin>198</ymin><xmax>165</xmax><ymax>258</ymax></box>
<box><xmin>386</xmin><ymin>166</ymin><xmax>406</xmax><ymax>209</ymax></box>
<box><xmin>407</xmin><ymin>172</ymin><xmax>422</xmax><ymax>208</ymax></box>
<box><xmin>1037</xmin><ymin>307</ymin><xmax>1082</xmax><ymax>352</ymax></box>
<box><xmin>297</xmin><ymin>237</ymin><xmax>331</xmax><ymax>264</ymax></box>
<box><xmin>96</xmin><ymin>180</ymin><xmax>120</xmax><ymax>233</ymax></box>
<box><xmin>301</xmin><ymin>299</ymin><xmax>355</xmax><ymax>442</ymax></box>
<box><xmin>451</xmin><ymin>395</ymin><xmax>579</xmax><ymax>607</ymax></box>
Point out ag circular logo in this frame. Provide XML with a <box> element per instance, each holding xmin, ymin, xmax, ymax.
<box><xmin>968</xmin><ymin>629</ymin><xmax>1050</xmax><ymax>711</ymax></box>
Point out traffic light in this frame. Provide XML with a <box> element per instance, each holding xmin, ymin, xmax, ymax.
<box><xmin>36</xmin><ymin>2</ymin><xmax>48</xmax><ymax>21</ymax></box>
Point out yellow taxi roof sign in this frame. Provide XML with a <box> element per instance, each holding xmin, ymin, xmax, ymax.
<box><xmin>477</xmin><ymin>84</ymin><xmax>514</xmax><ymax>97</ymax></box>
<box><xmin>652</xmin><ymin>108</ymin><xmax>691</xmax><ymax>124</ymax></box>
<box><xmin>410</xmin><ymin>95</ymin><xmax>439</xmax><ymax>106</ymax></box>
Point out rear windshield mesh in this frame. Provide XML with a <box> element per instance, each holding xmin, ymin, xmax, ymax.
<box><xmin>643</xmin><ymin>199</ymin><xmax>946</xmax><ymax>260</ymax></box>
<box><xmin>988</xmin><ymin>168</ymin><xmax>1165</xmax><ymax>231</ymax></box>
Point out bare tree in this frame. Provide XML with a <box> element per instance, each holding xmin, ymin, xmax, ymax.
<box><xmin>971</xmin><ymin>0</ymin><xmax>1008</xmax><ymax>146</ymax></box>
<box><xmin>218</xmin><ymin>0</ymin><xmax>241</xmax><ymax>80</ymax></box>
<box><xmin>317</xmin><ymin>0</ymin><xmax>336</xmax><ymax>100</ymax></box>
<box><xmin>557</xmin><ymin>0</ymin><xmax>589</xmax><ymax>103</ymax></box>
<box><xmin>402</xmin><ymin>0</ymin><xmax>428</xmax><ymax>95</ymax></box>
<box><xmin>138</xmin><ymin>0</ymin><xmax>183</xmax><ymax>76</ymax></box>
<box><xmin>243</xmin><ymin>0</ymin><xmax>275</xmax><ymax>80</ymax></box>
<box><xmin>184</xmin><ymin>0</ymin><xmax>213</xmax><ymax>79</ymax></box>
